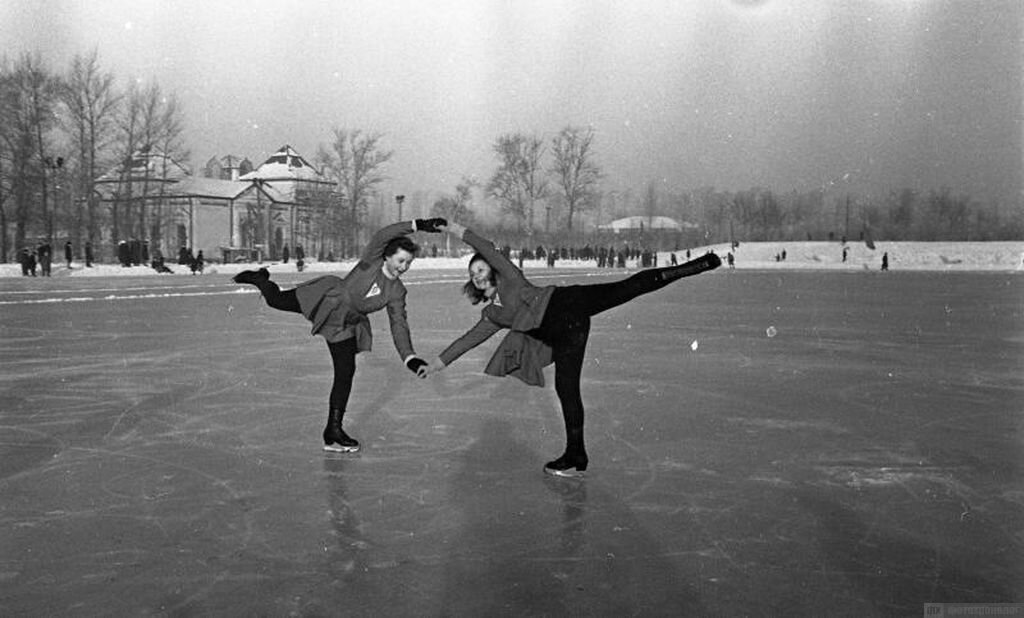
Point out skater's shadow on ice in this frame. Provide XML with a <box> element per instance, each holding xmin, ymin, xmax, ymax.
<box><xmin>437</xmin><ymin>418</ymin><xmax>706</xmax><ymax>614</ymax></box>
<box><xmin>350</xmin><ymin>358</ymin><xmax>411</xmax><ymax>436</ymax></box>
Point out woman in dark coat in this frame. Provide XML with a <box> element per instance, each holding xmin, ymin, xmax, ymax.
<box><xmin>425</xmin><ymin>223</ymin><xmax>720</xmax><ymax>477</ymax></box>
<box><xmin>233</xmin><ymin>218</ymin><xmax>446</xmax><ymax>451</ymax></box>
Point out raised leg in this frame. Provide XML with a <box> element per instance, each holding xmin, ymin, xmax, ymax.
<box><xmin>544</xmin><ymin>252</ymin><xmax>721</xmax><ymax>321</ymax></box>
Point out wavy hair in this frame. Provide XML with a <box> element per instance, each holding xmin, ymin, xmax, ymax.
<box><xmin>462</xmin><ymin>253</ymin><xmax>497</xmax><ymax>305</ymax></box>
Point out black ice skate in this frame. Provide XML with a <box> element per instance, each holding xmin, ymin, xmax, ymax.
<box><xmin>232</xmin><ymin>267</ymin><xmax>270</xmax><ymax>285</ymax></box>
<box><xmin>543</xmin><ymin>452</ymin><xmax>588</xmax><ymax>478</ymax></box>
<box><xmin>323</xmin><ymin>409</ymin><xmax>360</xmax><ymax>453</ymax></box>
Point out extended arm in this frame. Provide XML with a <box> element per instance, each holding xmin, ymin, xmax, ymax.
<box><xmin>385</xmin><ymin>289</ymin><xmax>415</xmax><ymax>361</ymax></box>
<box><xmin>442</xmin><ymin>223</ymin><xmax>525</xmax><ymax>283</ymax></box>
<box><xmin>361</xmin><ymin>221</ymin><xmax>415</xmax><ymax>263</ymax></box>
<box><xmin>426</xmin><ymin>317</ymin><xmax>503</xmax><ymax>374</ymax></box>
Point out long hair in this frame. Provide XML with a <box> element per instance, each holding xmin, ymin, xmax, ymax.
<box><xmin>462</xmin><ymin>253</ymin><xmax>497</xmax><ymax>305</ymax></box>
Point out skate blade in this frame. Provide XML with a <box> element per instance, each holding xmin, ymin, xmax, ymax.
<box><xmin>323</xmin><ymin>444</ymin><xmax>360</xmax><ymax>453</ymax></box>
<box><xmin>543</xmin><ymin>466</ymin><xmax>586</xmax><ymax>478</ymax></box>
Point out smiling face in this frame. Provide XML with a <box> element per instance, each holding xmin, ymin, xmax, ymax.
<box><xmin>468</xmin><ymin>258</ymin><xmax>495</xmax><ymax>293</ymax></box>
<box><xmin>383</xmin><ymin>248</ymin><xmax>415</xmax><ymax>279</ymax></box>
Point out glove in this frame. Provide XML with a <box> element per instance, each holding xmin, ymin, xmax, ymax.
<box><xmin>415</xmin><ymin>218</ymin><xmax>448</xmax><ymax>233</ymax></box>
<box><xmin>406</xmin><ymin>356</ymin><xmax>428</xmax><ymax>378</ymax></box>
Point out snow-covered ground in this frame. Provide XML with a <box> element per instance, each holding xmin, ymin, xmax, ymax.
<box><xmin>2</xmin><ymin>240</ymin><xmax>1022</xmax><ymax>278</ymax></box>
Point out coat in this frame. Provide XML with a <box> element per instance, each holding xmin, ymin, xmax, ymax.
<box><xmin>438</xmin><ymin>228</ymin><xmax>555</xmax><ymax>386</ymax></box>
<box><xmin>293</xmin><ymin>221</ymin><xmax>417</xmax><ymax>360</ymax></box>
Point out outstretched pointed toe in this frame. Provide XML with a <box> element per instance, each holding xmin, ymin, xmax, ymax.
<box><xmin>232</xmin><ymin>268</ymin><xmax>269</xmax><ymax>285</ymax></box>
<box><xmin>544</xmin><ymin>453</ymin><xmax>588</xmax><ymax>478</ymax></box>
<box><xmin>660</xmin><ymin>253</ymin><xmax>721</xmax><ymax>281</ymax></box>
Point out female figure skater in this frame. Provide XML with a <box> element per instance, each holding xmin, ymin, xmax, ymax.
<box><xmin>425</xmin><ymin>222</ymin><xmax>720</xmax><ymax>477</ymax></box>
<box><xmin>233</xmin><ymin>218</ymin><xmax>446</xmax><ymax>452</ymax></box>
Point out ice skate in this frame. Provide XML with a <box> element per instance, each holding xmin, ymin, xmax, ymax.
<box><xmin>543</xmin><ymin>452</ymin><xmax>588</xmax><ymax>478</ymax></box>
<box><xmin>323</xmin><ymin>428</ymin><xmax>360</xmax><ymax>453</ymax></box>
<box><xmin>659</xmin><ymin>252</ymin><xmax>721</xmax><ymax>281</ymax></box>
<box><xmin>323</xmin><ymin>408</ymin><xmax>360</xmax><ymax>453</ymax></box>
<box><xmin>232</xmin><ymin>267</ymin><xmax>269</xmax><ymax>285</ymax></box>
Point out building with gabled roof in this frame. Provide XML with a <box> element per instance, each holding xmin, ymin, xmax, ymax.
<box><xmin>93</xmin><ymin>145</ymin><xmax>336</xmax><ymax>263</ymax></box>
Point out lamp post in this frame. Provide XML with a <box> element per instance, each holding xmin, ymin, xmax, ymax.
<box><xmin>43</xmin><ymin>156</ymin><xmax>64</xmax><ymax>243</ymax></box>
<box><xmin>395</xmin><ymin>194</ymin><xmax>405</xmax><ymax>221</ymax></box>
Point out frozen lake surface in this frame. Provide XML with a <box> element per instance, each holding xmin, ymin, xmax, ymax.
<box><xmin>1</xmin><ymin>268</ymin><xmax>1021</xmax><ymax>615</ymax></box>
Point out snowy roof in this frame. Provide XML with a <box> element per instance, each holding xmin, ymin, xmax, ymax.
<box><xmin>239</xmin><ymin>145</ymin><xmax>329</xmax><ymax>184</ymax></box>
<box><xmin>166</xmin><ymin>176</ymin><xmax>250</xmax><ymax>200</ymax></box>
<box><xmin>95</xmin><ymin>148</ymin><xmax>191</xmax><ymax>184</ymax></box>
<box><xmin>597</xmin><ymin>216</ymin><xmax>697</xmax><ymax>231</ymax></box>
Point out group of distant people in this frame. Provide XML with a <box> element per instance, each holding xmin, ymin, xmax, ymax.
<box><xmin>18</xmin><ymin>239</ymin><xmax>93</xmax><ymax>276</ymax></box>
<box><xmin>17</xmin><ymin>238</ymin><xmax>210</xmax><ymax>276</ymax></box>
<box><xmin>280</xmin><ymin>244</ymin><xmax>306</xmax><ymax>272</ymax></box>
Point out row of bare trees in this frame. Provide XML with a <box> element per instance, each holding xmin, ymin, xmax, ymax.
<box><xmin>660</xmin><ymin>184</ymin><xmax>1022</xmax><ymax>244</ymax></box>
<box><xmin>3</xmin><ymin>48</ymin><xmax>1017</xmax><ymax>264</ymax></box>
<box><xmin>0</xmin><ymin>50</ymin><xmax>189</xmax><ymax>261</ymax></box>
<box><xmin>482</xmin><ymin>127</ymin><xmax>602</xmax><ymax>238</ymax></box>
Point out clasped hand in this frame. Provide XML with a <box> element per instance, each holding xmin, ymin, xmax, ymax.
<box><xmin>406</xmin><ymin>355</ymin><xmax>446</xmax><ymax>379</ymax></box>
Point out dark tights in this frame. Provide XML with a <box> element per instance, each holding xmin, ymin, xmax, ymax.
<box><xmin>531</xmin><ymin>264</ymin><xmax>696</xmax><ymax>458</ymax></box>
<box><xmin>256</xmin><ymin>280</ymin><xmax>357</xmax><ymax>412</ymax></box>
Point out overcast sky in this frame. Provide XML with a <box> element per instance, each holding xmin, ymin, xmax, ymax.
<box><xmin>3</xmin><ymin>0</ymin><xmax>1021</xmax><ymax>208</ymax></box>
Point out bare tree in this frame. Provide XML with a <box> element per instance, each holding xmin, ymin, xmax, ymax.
<box><xmin>550</xmin><ymin>125</ymin><xmax>600</xmax><ymax>232</ymax></box>
<box><xmin>430</xmin><ymin>176</ymin><xmax>478</xmax><ymax>224</ymax></box>
<box><xmin>317</xmin><ymin>128</ymin><xmax>392</xmax><ymax>257</ymax></box>
<box><xmin>487</xmin><ymin>133</ymin><xmax>548</xmax><ymax>239</ymax></box>
<box><xmin>110</xmin><ymin>79</ymin><xmax>188</xmax><ymax>253</ymax></box>
<box><xmin>487</xmin><ymin>134</ymin><xmax>526</xmax><ymax>230</ymax></box>
<box><xmin>0</xmin><ymin>53</ymin><xmax>60</xmax><ymax>255</ymax></box>
<box><xmin>0</xmin><ymin>56</ymin><xmax>13</xmax><ymax>261</ymax></box>
<box><xmin>60</xmin><ymin>48</ymin><xmax>120</xmax><ymax>253</ymax></box>
<box><xmin>111</xmin><ymin>79</ymin><xmax>143</xmax><ymax>245</ymax></box>
<box><xmin>147</xmin><ymin>89</ymin><xmax>189</xmax><ymax>249</ymax></box>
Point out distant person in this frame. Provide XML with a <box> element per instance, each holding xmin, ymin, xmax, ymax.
<box><xmin>20</xmin><ymin>247</ymin><xmax>34</xmax><ymax>276</ymax></box>
<box><xmin>670</xmin><ymin>253</ymin><xmax>678</xmax><ymax>266</ymax></box>
<box><xmin>37</xmin><ymin>241</ymin><xmax>52</xmax><ymax>277</ymax></box>
<box><xmin>64</xmin><ymin>240</ymin><xmax>72</xmax><ymax>268</ymax></box>
<box><xmin>151</xmin><ymin>248</ymin><xmax>173</xmax><ymax>274</ymax></box>
<box><xmin>727</xmin><ymin>252</ymin><xmax>735</xmax><ymax>269</ymax></box>
<box><xmin>842</xmin><ymin>247</ymin><xmax>848</xmax><ymax>263</ymax></box>
<box><xmin>231</xmin><ymin>219</ymin><xmax>446</xmax><ymax>452</ymax></box>
<box><xmin>881</xmin><ymin>252</ymin><xmax>889</xmax><ymax>271</ymax></box>
<box><xmin>282</xmin><ymin>244</ymin><xmax>290</xmax><ymax>264</ymax></box>
<box><xmin>191</xmin><ymin>250</ymin><xmax>205</xmax><ymax>275</ymax></box>
<box><xmin>423</xmin><ymin>223</ymin><xmax>721</xmax><ymax>477</ymax></box>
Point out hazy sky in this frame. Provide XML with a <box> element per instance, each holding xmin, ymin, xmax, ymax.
<box><xmin>3</xmin><ymin>0</ymin><xmax>1021</xmax><ymax>207</ymax></box>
